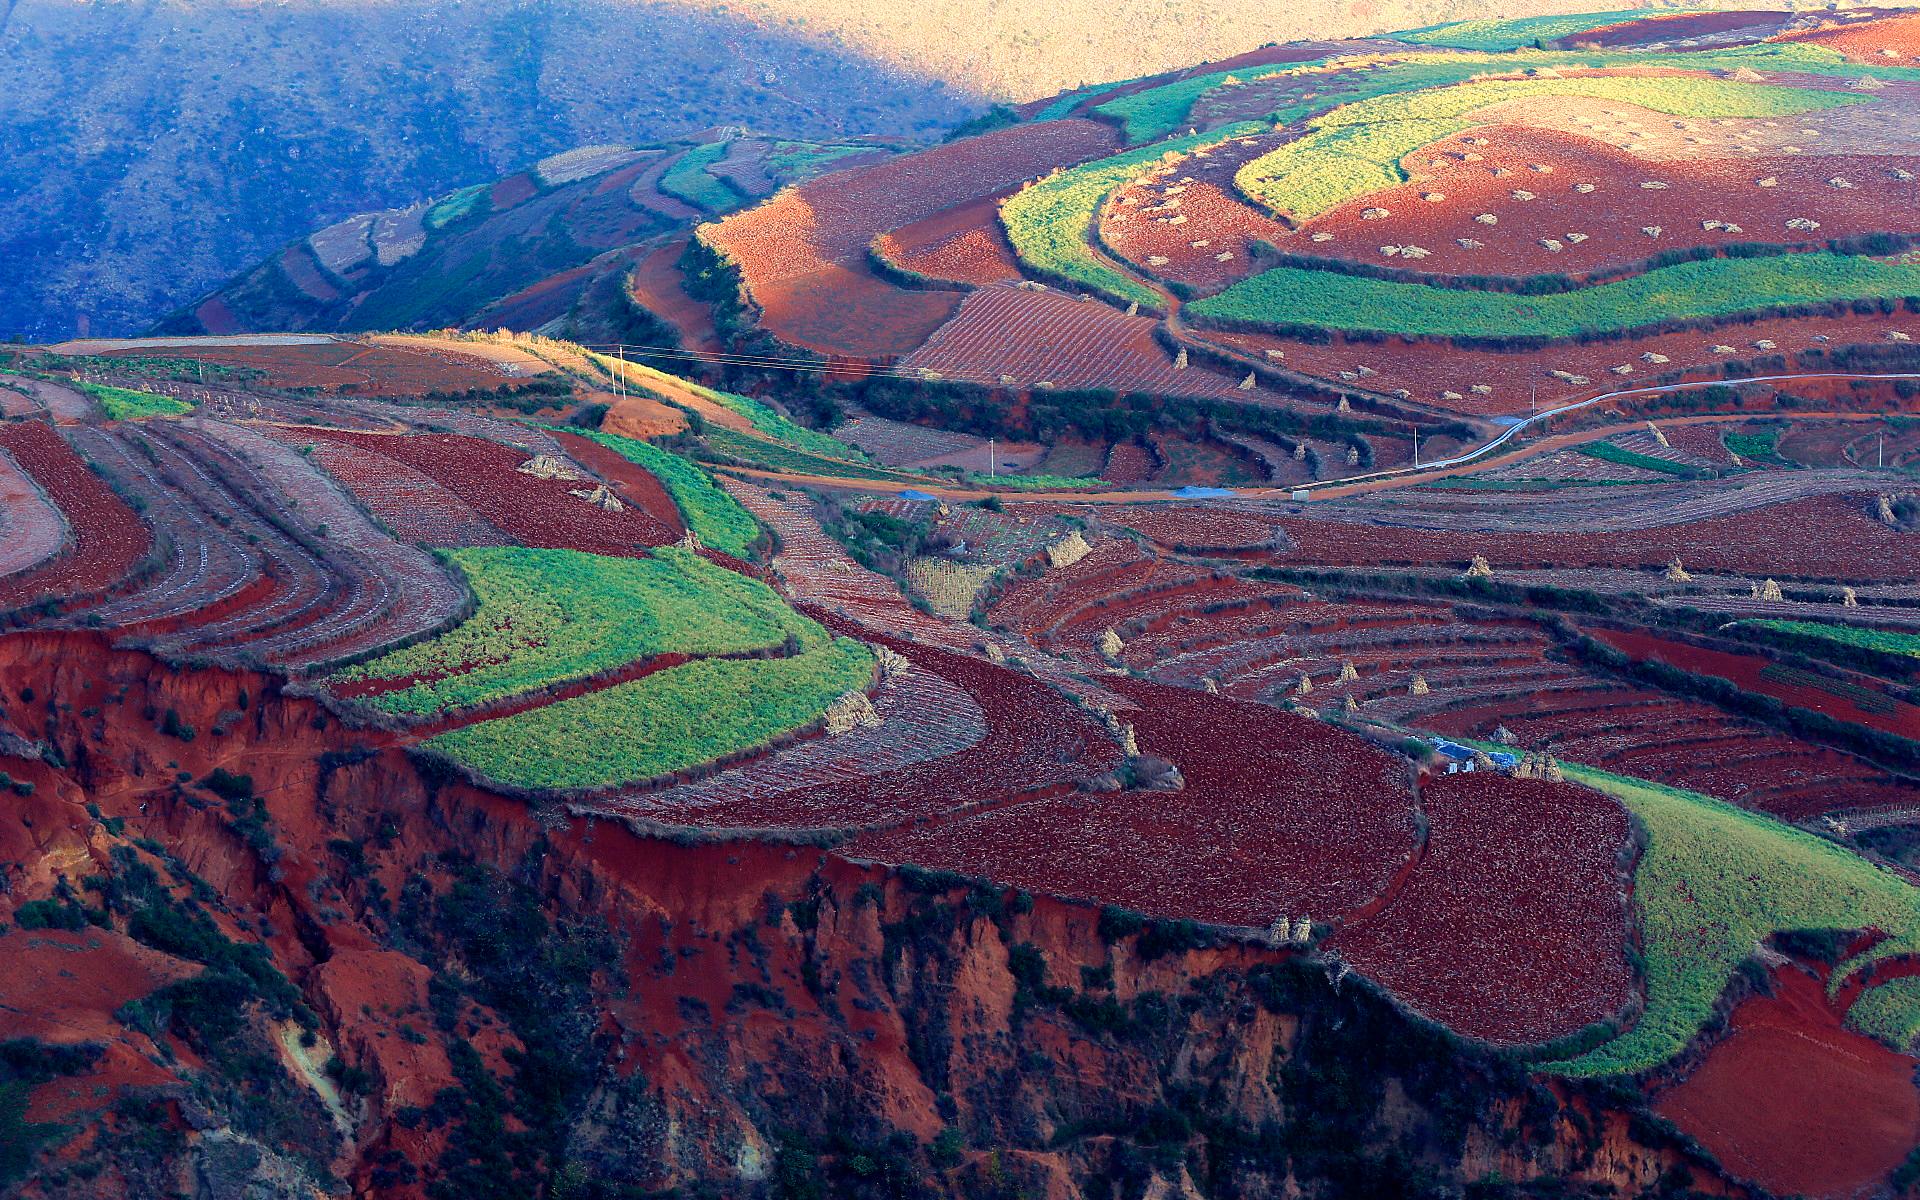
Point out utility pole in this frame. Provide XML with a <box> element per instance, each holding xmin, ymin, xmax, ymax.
<box><xmin>988</xmin><ymin>437</ymin><xmax>996</xmax><ymax>478</ymax></box>
<box><xmin>1412</xmin><ymin>424</ymin><xmax>1421</xmax><ymax>468</ymax></box>
<box><xmin>615</xmin><ymin>345</ymin><xmax>627</xmax><ymax>400</ymax></box>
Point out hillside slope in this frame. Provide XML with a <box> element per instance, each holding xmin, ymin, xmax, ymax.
<box><xmin>2</xmin><ymin>0</ymin><xmax>1786</xmax><ymax>342</ymax></box>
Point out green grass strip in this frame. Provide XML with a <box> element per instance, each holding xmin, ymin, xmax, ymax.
<box><xmin>1393</xmin><ymin>9</ymin><xmax>1687</xmax><ymax>52</ymax></box>
<box><xmin>1192</xmin><ymin>253</ymin><xmax>1920</xmax><ymax>339</ymax></box>
<box><xmin>571</xmin><ymin>430</ymin><xmax>761</xmax><ymax>558</ymax></box>
<box><xmin>702</xmin><ymin>426</ymin><xmax>919</xmax><ymax>483</ymax></box>
<box><xmin>658</xmin><ymin>142</ymin><xmax>747</xmax><ymax>213</ymax></box>
<box><xmin>333</xmin><ymin>546</ymin><xmax>808</xmax><ymax>716</ymax></box>
<box><xmin>76</xmin><ymin>381</ymin><xmax>193</xmax><ymax>421</ymax></box>
<box><xmin>968</xmin><ymin>472</ymin><xmax>1113</xmax><ymax>490</ymax></box>
<box><xmin>1236</xmin><ymin>74</ymin><xmax>1858</xmax><ymax>221</ymax></box>
<box><xmin>1573</xmin><ymin>442</ymin><xmax>1705</xmax><ymax>478</ymax></box>
<box><xmin>1745</xmin><ymin>620</ymin><xmax>1920</xmax><ymax>660</ymax></box>
<box><xmin>1522</xmin><ymin>759</ymin><xmax>1920</xmax><ymax>1075</ymax></box>
<box><xmin>423</xmin><ymin>635</ymin><xmax>875</xmax><ymax>790</ymax></box>
<box><xmin>1000</xmin><ymin>123</ymin><xmax>1263</xmax><ymax>307</ymax></box>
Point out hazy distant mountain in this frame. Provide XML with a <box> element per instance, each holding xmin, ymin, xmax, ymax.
<box><xmin>1</xmin><ymin>0</ymin><xmax>1751</xmax><ymax>340</ymax></box>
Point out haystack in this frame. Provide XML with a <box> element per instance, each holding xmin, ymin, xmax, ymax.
<box><xmin>1296</xmin><ymin>673</ymin><xmax>1314</xmax><ymax>695</ymax></box>
<box><xmin>1762</xmin><ymin>579</ymin><xmax>1784</xmax><ymax>602</ymax></box>
<box><xmin>1646</xmin><ymin>421</ymin><xmax>1670</xmax><ymax>447</ymax></box>
<box><xmin>1203</xmin><ymin>678</ymin><xmax>1219</xmax><ymax>695</ymax></box>
<box><xmin>1240</xmin><ymin>372</ymin><xmax>1257</xmax><ymax>391</ymax></box>
<box><xmin>1338</xmin><ymin>661</ymin><xmax>1359</xmax><ymax>683</ymax></box>
<box><xmin>675</xmin><ymin>528</ymin><xmax>704</xmax><ymax>553</ymax></box>
<box><xmin>1046</xmin><ymin>531</ymin><xmax>1092</xmax><ymax>569</ymax></box>
<box><xmin>1410</xmin><ymin>674</ymin><xmax>1430</xmax><ymax>696</ymax></box>
<box><xmin>1292</xmin><ymin>917</ymin><xmax>1313</xmax><ymax>944</ymax></box>
<box><xmin>823</xmin><ymin>690</ymin><xmax>882</xmax><ymax>735</ymax></box>
<box><xmin>518</xmin><ymin>453</ymin><xmax>586</xmax><ymax>482</ymax></box>
<box><xmin>874</xmin><ymin>644</ymin><xmax>912</xmax><ymax>683</ymax></box>
<box><xmin>1337</xmin><ymin>396</ymin><xmax>1351</xmax><ymax>413</ymax></box>
<box><xmin>1665</xmin><ymin>557</ymin><xmax>1692</xmax><ymax>583</ymax></box>
<box><xmin>570</xmin><ymin>483</ymin><xmax>625</xmax><ymax>512</ymax></box>
<box><xmin>1097</xmin><ymin>627</ymin><xmax>1125</xmax><ymax>660</ymax></box>
<box><xmin>1843</xmin><ymin>586</ymin><xmax>1860</xmax><ymax>608</ymax></box>
<box><xmin>1465</xmin><ymin>555</ymin><xmax>1493</xmax><ymax>579</ymax></box>
<box><xmin>1173</xmin><ymin>348</ymin><xmax>1188</xmax><ymax>370</ymax></box>
<box><xmin>1343</xmin><ymin>695</ymin><xmax>1360</xmax><ymax>713</ymax></box>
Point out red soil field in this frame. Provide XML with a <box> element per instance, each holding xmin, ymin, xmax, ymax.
<box><xmin>1657</xmin><ymin>968</ymin><xmax>1920</xmax><ymax>1197</ymax></box>
<box><xmin>1329</xmin><ymin>774</ymin><xmax>1632</xmax><ymax>1044</ymax></box>
<box><xmin>101</xmin><ymin>340</ymin><xmax>527</xmax><ymax>397</ymax></box>
<box><xmin>1775</xmin><ymin>10</ymin><xmax>1920</xmax><ymax>64</ymax></box>
<box><xmin>475</xmin><ymin>262</ymin><xmax>597</xmax><ymax>331</ymax></box>
<box><xmin>1292</xmin><ymin>126</ymin><xmax>1920</xmax><ymax>281</ymax></box>
<box><xmin>547</xmin><ymin>429</ymin><xmax>686</xmax><ymax>536</ymax></box>
<box><xmin>626</xmin><ymin>152</ymin><xmax>703</xmax><ymax>221</ymax></box>
<box><xmin>1271</xmin><ymin>492</ymin><xmax>1910</xmax><ymax>580</ymax></box>
<box><xmin>900</xmin><ymin>283</ymin><xmax>1286</xmax><ymax>401</ymax></box>
<box><xmin>277</xmin><ymin>245</ymin><xmax>341</xmax><ymax>303</ymax></box>
<box><xmin>0</xmin><ymin>449</ymin><xmax>66</xmax><ymax>579</ymax></box>
<box><xmin>704</xmin><ymin>119</ymin><xmax>1119</xmax><ymax>357</ymax></box>
<box><xmin>302</xmin><ymin>437</ymin><xmax>510</xmax><ymax>547</ymax></box>
<box><xmin>306</xmin><ymin>429</ymin><xmax>675</xmax><ymax>554</ymax></box>
<box><xmin>846</xmin><ymin>675</ymin><xmax>1417</xmax><ymax>929</ymax></box>
<box><xmin>1591</xmin><ymin>627</ymin><xmax>1920</xmax><ymax>739</ymax></box>
<box><xmin>1102</xmin><ymin>134</ymin><xmax>1290</xmax><ymax>292</ymax></box>
<box><xmin>875</xmin><ymin>194</ymin><xmax>1024</xmax><ymax>286</ymax></box>
<box><xmin>1570</xmin><ymin>9</ymin><xmax>1795</xmax><ymax>48</ymax></box>
<box><xmin>637</xmin><ymin>632</ymin><xmax>1122</xmax><ymax>833</ymax></box>
<box><xmin>1210</xmin><ymin>303</ymin><xmax>1920</xmax><ymax>416</ymax></box>
<box><xmin>627</xmin><ymin>236</ymin><xmax>722</xmax><ymax>353</ymax></box>
<box><xmin>490</xmin><ymin>172</ymin><xmax>537</xmax><ymax>211</ymax></box>
<box><xmin>1111</xmin><ymin>505</ymin><xmax>1283</xmax><ymax>550</ymax></box>
<box><xmin>0</xmin><ymin>422</ymin><xmax>149</xmax><ymax>611</ymax></box>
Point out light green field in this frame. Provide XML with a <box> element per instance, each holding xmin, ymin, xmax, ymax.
<box><xmin>424</xmin><ymin>183</ymin><xmax>490</xmax><ymax>231</ymax></box>
<box><xmin>999</xmin><ymin>123</ymin><xmax>1262</xmax><ymax>307</ymax></box>
<box><xmin>1235</xmin><ymin>74</ymin><xmax>1859</xmax><ymax>222</ymax></box>
<box><xmin>658</xmin><ymin>142</ymin><xmax>746</xmax><ymax>213</ymax></box>
<box><xmin>423</xmin><ymin>632</ymin><xmax>874</xmax><ymax>790</ymax></box>
<box><xmin>1523</xmin><ymin>760</ymin><xmax>1920</xmax><ymax>1075</ymax></box>
<box><xmin>1746</xmin><ymin>620</ymin><xmax>1920</xmax><ymax>659</ymax></box>
<box><xmin>76</xmin><ymin>381</ymin><xmax>194</xmax><ymax>421</ymax></box>
<box><xmin>1190</xmin><ymin>253</ymin><xmax>1920</xmax><ymax>339</ymax></box>
<box><xmin>1845</xmin><ymin>976</ymin><xmax>1920</xmax><ymax>1049</ymax></box>
<box><xmin>334</xmin><ymin>546</ymin><xmax>810</xmax><ymax>717</ymax></box>
<box><xmin>571</xmin><ymin>430</ymin><xmax>761</xmax><ymax>558</ymax></box>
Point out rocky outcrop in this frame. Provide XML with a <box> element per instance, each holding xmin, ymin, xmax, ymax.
<box><xmin>0</xmin><ymin>631</ymin><xmax>1749</xmax><ymax>1199</ymax></box>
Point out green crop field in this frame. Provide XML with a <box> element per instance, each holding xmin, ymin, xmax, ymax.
<box><xmin>571</xmin><ymin>430</ymin><xmax>761</xmax><ymax>558</ymax></box>
<box><xmin>1574</xmin><ymin>442</ymin><xmax>1706</xmax><ymax>478</ymax></box>
<box><xmin>425</xmin><ymin>183</ymin><xmax>490</xmax><ymax>231</ymax></box>
<box><xmin>77</xmin><ymin>381</ymin><xmax>194</xmax><ymax>421</ymax></box>
<box><xmin>659</xmin><ymin>142</ymin><xmax>746</xmax><ymax>213</ymax></box>
<box><xmin>1191</xmin><ymin>253</ymin><xmax>1920</xmax><ymax>340</ymax></box>
<box><xmin>999</xmin><ymin>123</ymin><xmax>1261</xmax><ymax>308</ymax></box>
<box><xmin>333</xmin><ymin>546</ymin><xmax>809</xmax><ymax>717</ymax></box>
<box><xmin>1845</xmin><ymin>976</ymin><xmax>1920</xmax><ymax>1049</ymax></box>
<box><xmin>701</xmin><ymin>426</ymin><xmax>917</xmax><ymax>483</ymax></box>
<box><xmin>1235</xmin><ymin>74</ymin><xmax>1858</xmax><ymax>221</ymax></box>
<box><xmin>423</xmin><ymin>632</ymin><xmax>875</xmax><ymax>790</ymax></box>
<box><xmin>1393</xmin><ymin>9</ymin><xmax>1685</xmax><ymax>52</ymax></box>
<box><xmin>1529</xmin><ymin>762</ymin><xmax>1920</xmax><ymax>1074</ymax></box>
<box><xmin>1745</xmin><ymin>620</ymin><xmax>1920</xmax><ymax>659</ymax></box>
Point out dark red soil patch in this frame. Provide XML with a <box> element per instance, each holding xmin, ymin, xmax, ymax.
<box><xmin>1775</xmin><ymin>10</ymin><xmax>1920</xmax><ymax>64</ymax></box>
<box><xmin>1329</xmin><ymin>773</ymin><xmax>1632</xmax><ymax>1044</ymax></box>
<box><xmin>1270</xmin><ymin>492</ymin><xmax>1910</xmax><ymax>580</ymax></box>
<box><xmin>846</xmin><ymin>674</ymin><xmax>1416</xmax><ymax>929</ymax></box>
<box><xmin>1591</xmin><ymin>627</ymin><xmax>1920</xmax><ymax>739</ymax></box>
<box><xmin>705</xmin><ymin>119</ymin><xmax>1119</xmax><ymax>358</ymax></box>
<box><xmin>1657</xmin><ymin>968</ymin><xmax>1920</xmax><ymax>1198</ymax></box>
<box><xmin>627</xmin><ymin>236</ymin><xmax>722</xmax><ymax>353</ymax></box>
<box><xmin>548</xmin><ymin>428</ymin><xmax>686</xmax><ymax>536</ymax></box>
<box><xmin>0</xmin><ymin>421</ymin><xmax>149</xmax><ymax>611</ymax></box>
<box><xmin>1569</xmin><ymin>10</ymin><xmax>1794</xmax><ymax>48</ymax></box>
<box><xmin>490</xmin><ymin>172</ymin><xmax>538</xmax><ymax>210</ymax></box>
<box><xmin>99</xmin><ymin>341</ymin><xmax>529</xmax><ymax>397</ymax></box>
<box><xmin>309</xmin><ymin>429</ymin><xmax>674</xmax><ymax>554</ymax></box>
<box><xmin>875</xmin><ymin>194</ymin><xmax>1024</xmax><ymax>286</ymax></box>
<box><xmin>1293</xmin><ymin>126</ymin><xmax>1920</xmax><ymax>281</ymax></box>
<box><xmin>1209</xmin><ymin>303</ymin><xmax>1920</xmax><ymax>416</ymax></box>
